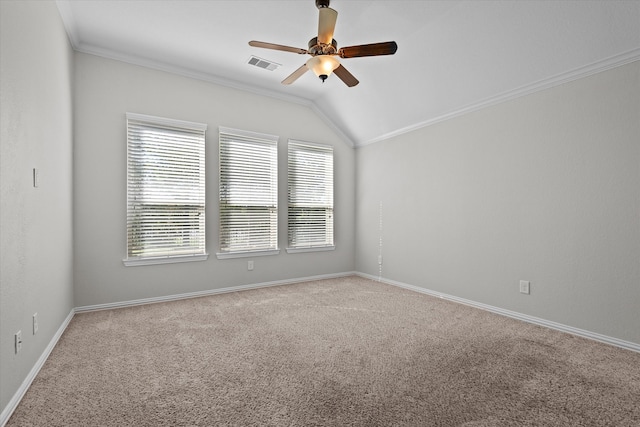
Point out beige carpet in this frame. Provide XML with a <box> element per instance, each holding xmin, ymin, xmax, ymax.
<box><xmin>7</xmin><ymin>276</ymin><xmax>640</xmax><ymax>426</ymax></box>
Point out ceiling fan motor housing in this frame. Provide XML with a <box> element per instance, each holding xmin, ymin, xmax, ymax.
<box><xmin>315</xmin><ymin>0</ymin><xmax>331</xmax><ymax>8</ymax></box>
<box><xmin>308</xmin><ymin>37</ymin><xmax>337</xmax><ymax>56</ymax></box>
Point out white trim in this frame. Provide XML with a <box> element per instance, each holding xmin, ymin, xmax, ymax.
<box><xmin>3</xmin><ymin>271</ymin><xmax>637</xmax><ymax>424</ymax></box>
<box><xmin>286</xmin><ymin>246</ymin><xmax>335</xmax><ymax>254</ymax></box>
<box><xmin>307</xmin><ymin>103</ymin><xmax>356</xmax><ymax>148</ymax></box>
<box><xmin>55</xmin><ymin>1</ymin><xmax>80</xmax><ymax>50</ymax></box>
<box><xmin>73</xmin><ymin>42</ymin><xmax>313</xmax><ymax>110</ymax></box>
<box><xmin>60</xmin><ymin>8</ymin><xmax>638</xmax><ymax>151</ymax></box>
<box><xmin>216</xmin><ymin>249</ymin><xmax>280</xmax><ymax>260</ymax></box>
<box><xmin>357</xmin><ymin>48</ymin><xmax>640</xmax><ymax>147</ymax></box>
<box><xmin>126</xmin><ymin>112</ymin><xmax>207</xmax><ymax>131</ymax></box>
<box><xmin>356</xmin><ymin>272</ymin><xmax>640</xmax><ymax>353</ymax></box>
<box><xmin>123</xmin><ymin>253</ymin><xmax>209</xmax><ymax>267</ymax></box>
<box><xmin>0</xmin><ymin>271</ymin><xmax>351</xmax><ymax>424</ymax></box>
<box><xmin>0</xmin><ymin>309</ymin><xmax>75</xmax><ymax>427</ymax></box>
<box><xmin>75</xmin><ymin>271</ymin><xmax>356</xmax><ymax>313</ymax></box>
<box><xmin>68</xmin><ymin>41</ymin><xmax>355</xmax><ymax>148</ymax></box>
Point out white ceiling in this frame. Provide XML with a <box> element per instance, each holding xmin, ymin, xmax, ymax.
<box><xmin>56</xmin><ymin>0</ymin><xmax>640</xmax><ymax>147</ymax></box>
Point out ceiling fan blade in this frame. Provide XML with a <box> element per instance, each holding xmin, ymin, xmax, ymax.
<box><xmin>249</xmin><ymin>41</ymin><xmax>307</xmax><ymax>55</ymax></box>
<box><xmin>282</xmin><ymin>64</ymin><xmax>309</xmax><ymax>85</ymax></box>
<box><xmin>333</xmin><ymin>64</ymin><xmax>359</xmax><ymax>87</ymax></box>
<box><xmin>338</xmin><ymin>41</ymin><xmax>398</xmax><ymax>58</ymax></box>
<box><xmin>317</xmin><ymin>7</ymin><xmax>338</xmax><ymax>44</ymax></box>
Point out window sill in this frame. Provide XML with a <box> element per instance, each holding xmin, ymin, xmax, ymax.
<box><xmin>286</xmin><ymin>246</ymin><xmax>335</xmax><ymax>254</ymax></box>
<box><xmin>216</xmin><ymin>249</ymin><xmax>280</xmax><ymax>260</ymax></box>
<box><xmin>123</xmin><ymin>253</ymin><xmax>209</xmax><ymax>267</ymax></box>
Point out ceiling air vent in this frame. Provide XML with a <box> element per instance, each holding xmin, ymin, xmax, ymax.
<box><xmin>248</xmin><ymin>55</ymin><xmax>280</xmax><ymax>71</ymax></box>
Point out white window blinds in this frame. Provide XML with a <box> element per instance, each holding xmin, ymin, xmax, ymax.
<box><xmin>125</xmin><ymin>113</ymin><xmax>207</xmax><ymax>266</ymax></box>
<box><xmin>218</xmin><ymin>127</ymin><xmax>278</xmax><ymax>257</ymax></box>
<box><xmin>288</xmin><ymin>140</ymin><xmax>334</xmax><ymax>250</ymax></box>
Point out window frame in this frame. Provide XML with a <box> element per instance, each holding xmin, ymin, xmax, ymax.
<box><xmin>286</xmin><ymin>139</ymin><xmax>335</xmax><ymax>254</ymax></box>
<box><xmin>123</xmin><ymin>112</ymin><xmax>208</xmax><ymax>267</ymax></box>
<box><xmin>216</xmin><ymin>126</ymin><xmax>280</xmax><ymax>260</ymax></box>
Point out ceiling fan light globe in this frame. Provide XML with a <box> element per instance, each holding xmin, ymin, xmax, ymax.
<box><xmin>307</xmin><ymin>56</ymin><xmax>340</xmax><ymax>81</ymax></box>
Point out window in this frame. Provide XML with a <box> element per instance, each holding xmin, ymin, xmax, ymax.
<box><xmin>218</xmin><ymin>127</ymin><xmax>279</xmax><ymax>258</ymax></box>
<box><xmin>124</xmin><ymin>113</ymin><xmax>207</xmax><ymax>266</ymax></box>
<box><xmin>287</xmin><ymin>140</ymin><xmax>334</xmax><ymax>252</ymax></box>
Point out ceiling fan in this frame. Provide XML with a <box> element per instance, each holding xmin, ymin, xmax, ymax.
<box><xmin>249</xmin><ymin>0</ymin><xmax>397</xmax><ymax>87</ymax></box>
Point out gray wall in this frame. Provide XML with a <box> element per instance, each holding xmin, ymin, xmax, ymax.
<box><xmin>356</xmin><ymin>61</ymin><xmax>640</xmax><ymax>344</ymax></box>
<box><xmin>0</xmin><ymin>0</ymin><xmax>75</xmax><ymax>413</ymax></box>
<box><xmin>73</xmin><ymin>53</ymin><xmax>356</xmax><ymax>307</ymax></box>
<box><xmin>1</xmin><ymin>0</ymin><xmax>638</xmax><ymax>419</ymax></box>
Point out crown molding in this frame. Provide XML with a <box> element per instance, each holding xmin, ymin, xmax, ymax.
<box><xmin>358</xmin><ymin>48</ymin><xmax>640</xmax><ymax>147</ymax></box>
<box><xmin>308</xmin><ymin>103</ymin><xmax>356</xmax><ymax>147</ymax></box>
<box><xmin>68</xmin><ymin>41</ymin><xmax>356</xmax><ymax>148</ymax></box>
<box><xmin>66</xmin><ymin>42</ymin><xmax>640</xmax><ymax>150</ymax></box>
<box><xmin>55</xmin><ymin>0</ymin><xmax>80</xmax><ymax>50</ymax></box>
<box><xmin>55</xmin><ymin>0</ymin><xmax>638</xmax><ymax>150</ymax></box>
<box><xmin>75</xmin><ymin>42</ymin><xmax>314</xmax><ymax>108</ymax></box>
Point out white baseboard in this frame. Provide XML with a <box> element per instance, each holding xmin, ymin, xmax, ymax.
<box><xmin>75</xmin><ymin>271</ymin><xmax>357</xmax><ymax>313</ymax></box>
<box><xmin>1</xmin><ymin>309</ymin><xmax>75</xmax><ymax>427</ymax></box>
<box><xmin>1</xmin><ymin>271</ymin><xmax>357</xmax><ymax>424</ymax></box>
<box><xmin>4</xmin><ymin>270</ymin><xmax>636</xmax><ymax>426</ymax></box>
<box><xmin>356</xmin><ymin>272</ymin><xmax>640</xmax><ymax>353</ymax></box>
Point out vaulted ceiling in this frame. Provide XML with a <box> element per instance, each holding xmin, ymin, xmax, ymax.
<box><xmin>56</xmin><ymin>0</ymin><xmax>640</xmax><ymax>147</ymax></box>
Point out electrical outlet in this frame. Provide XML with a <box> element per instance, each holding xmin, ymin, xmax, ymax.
<box><xmin>33</xmin><ymin>313</ymin><xmax>38</xmax><ymax>335</ymax></box>
<box><xmin>248</xmin><ymin>260</ymin><xmax>254</xmax><ymax>271</ymax></box>
<box><xmin>519</xmin><ymin>280</ymin><xmax>530</xmax><ymax>295</ymax></box>
<box><xmin>15</xmin><ymin>331</ymin><xmax>22</xmax><ymax>354</ymax></box>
